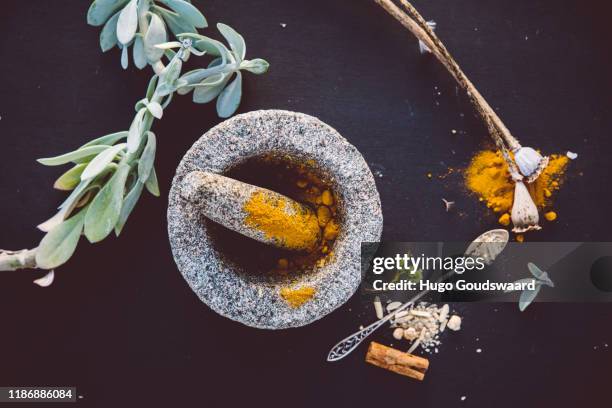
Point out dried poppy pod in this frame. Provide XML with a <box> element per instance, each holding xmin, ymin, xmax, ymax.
<box><xmin>511</xmin><ymin>180</ymin><xmax>542</xmax><ymax>233</ymax></box>
<box><xmin>514</xmin><ymin>146</ymin><xmax>549</xmax><ymax>183</ymax></box>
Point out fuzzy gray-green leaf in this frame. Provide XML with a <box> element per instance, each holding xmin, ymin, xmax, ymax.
<box><xmin>240</xmin><ymin>58</ymin><xmax>269</xmax><ymax>75</ymax></box>
<box><xmin>145</xmin><ymin>168</ymin><xmax>160</xmax><ymax>196</ymax></box>
<box><xmin>518</xmin><ymin>285</ymin><xmax>541</xmax><ymax>311</ymax></box>
<box><xmin>121</xmin><ymin>44</ymin><xmax>129</xmax><ymax>69</ymax></box>
<box><xmin>138</xmin><ymin>132</ymin><xmax>156</xmax><ymax>182</ymax></box>
<box><xmin>144</xmin><ymin>13</ymin><xmax>167</xmax><ymax>63</ymax></box>
<box><xmin>81</xmin><ymin>131</ymin><xmax>127</xmax><ymax>149</ymax></box>
<box><xmin>217</xmin><ymin>23</ymin><xmax>245</xmax><ymax>61</ymax></box>
<box><xmin>158</xmin><ymin>0</ymin><xmax>207</xmax><ymax>28</ymax></box>
<box><xmin>54</xmin><ymin>164</ymin><xmax>87</xmax><ymax>191</ymax></box>
<box><xmin>81</xmin><ymin>143</ymin><xmax>126</xmax><ymax>180</ymax></box>
<box><xmin>146</xmin><ymin>102</ymin><xmax>163</xmax><ymax>119</ymax></box>
<box><xmin>155</xmin><ymin>7</ymin><xmax>196</xmax><ymax>37</ymax></box>
<box><xmin>38</xmin><ymin>145</ymin><xmax>111</xmax><ymax>166</ymax></box>
<box><xmin>88</xmin><ymin>0</ymin><xmax>128</xmax><ymax>26</ymax></box>
<box><xmin>117</xmin><ymin>0</ymin><xmax>138</xmax><ymax>45</ymax></box>
<box><xmin>127</xmin><ymin>108</ymin><xmax>147</xmax><ymax>153</ymax></box>
<box><xmin>99</xmin><ymin>10</ymin><xmax>121</xmax><ymax>52</ymax></box>
<box><xmin>35</xmin><ymin>208</ymin><xmax>87</xmax><ymax>269</ymax></box>
<box><xmin>114</xmin><ymin>181</ymin><xmax>144</xmax><ymax>236</ymax></box>
<box><xmin>216</xmin><ymin>72</ymin><xmax>242</xmax><ymax>118</ymax></box>
<box><xmin>192</xmin><ymin>74</ymin><xmax>228</xmax><ymax>104</ymax></box>
<box><xmin>84</xmin><ymin>163</ymin><xmax>130</xmax><ymax>243</ymax></box>
<box><xmin>133</xmin><ymin>37</ymin><xmax>147</xmax><ymax>69</ymax></box>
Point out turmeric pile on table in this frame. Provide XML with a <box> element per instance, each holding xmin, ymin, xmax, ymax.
<box><xmin>465</xmin><ymin>150</ymin><xmax>569</xmax><ymax>224</ymax></box>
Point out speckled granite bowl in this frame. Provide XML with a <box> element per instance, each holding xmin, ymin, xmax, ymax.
<box><xmin>167</xmin><ymin>110</ymin><xmax>382</xmax><ymax>329</ymax></box>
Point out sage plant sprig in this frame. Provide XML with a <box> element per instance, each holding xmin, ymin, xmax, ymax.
<box><xmin>505</xmin><ymin>263</ymin><xmax>555</xmax><ymax>311</ymax></box>
<box><xmin>88</xmin><ymin>0</ymin><xmax>208</xmax><ymax>72</ymax></box>
<box><xmin>0</xmin><ymin>22</ymin><xmax>268</xmax><ymax>273</ymax></box>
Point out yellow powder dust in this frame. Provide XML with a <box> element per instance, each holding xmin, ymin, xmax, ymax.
<box><xmin>243</xmin><ymin>191</ymin><xmax>320</xmax><ymax>250</ymax></box>
<box><xmin>498</xmin><ymin>213</ymin><xmax>510</xmax><ymax>226</ymax></box>
<box><xmin>544</xmin><ymin>211</ymin><xmax>557</xmax><ymax>221</ymax></box>
<box><xmin>465</xmin><ymin>150</ymin><xmax>569</xmax><ymax>214</ymax></box>
<box><xmin>280</xmin><ymin>286</ymin><xmax>316</xmax><ymax>308</ymax></box>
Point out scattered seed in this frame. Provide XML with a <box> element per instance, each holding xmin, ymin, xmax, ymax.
<box><xmin>373</xmin><ymin>296</ymin><xmax>384</xmax><ymax>320</ymax></box>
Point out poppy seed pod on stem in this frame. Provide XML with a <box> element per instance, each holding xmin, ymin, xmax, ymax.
<box><xmin>511</xmin><ymin>180</ymin><xmax>541</xmax><ymax>233</ymax></box>
<box><xmin>514</xmin><ymin>147</ymin><xmax>549</xmax><ymax>183</ymax></box>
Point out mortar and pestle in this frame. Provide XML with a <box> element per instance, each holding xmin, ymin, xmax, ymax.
<box><xmin>167</xmin><ymin>110</ymin><xmax>382</xmax><ymax>329</ymax></box>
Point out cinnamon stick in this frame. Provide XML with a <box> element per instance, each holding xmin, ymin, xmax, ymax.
<box><xmin>365</xmin><ymin>341</ymin><xmax>429</xmax><ymax>381</ymax></box>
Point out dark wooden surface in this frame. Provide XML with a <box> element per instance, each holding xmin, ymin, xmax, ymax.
<box><xmin>1</xmin><ymin>1</ymin><xmax>611</xmax><ymax>406</ymax></box>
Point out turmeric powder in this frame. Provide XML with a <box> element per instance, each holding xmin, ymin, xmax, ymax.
<box><xmin>243</xmin><ymin>191</ymin><xmax>321</xmax><ymax>250</ymax></box>
<box><xmin>465</xmin><ymin>150</ymin><xmax>569</xmax><ymax>215</ymax></box>
<box><xmin>280</xmin><ymin>286</ymin><xmax>316</xmax><ymax>308</ymax></box>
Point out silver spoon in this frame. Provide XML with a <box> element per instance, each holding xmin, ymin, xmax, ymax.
<box><xmin>326</xmin><ymin>230</ymin><xmax>509</xmax><ymax>362</ymax></box>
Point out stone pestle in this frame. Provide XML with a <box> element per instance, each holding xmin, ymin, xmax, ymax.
<box><xmin>180</xmin><ymin>171</ymin><xmax>321</xmax><ymax>251</ymax></box>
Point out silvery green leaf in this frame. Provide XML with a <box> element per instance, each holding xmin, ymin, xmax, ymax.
<box><xmin>54</xmin><ymin>163</ymin><xmax>87</xmax><ymax>191</ymax></box>
<box><xmin>216</xmin><ymin>72</ymin><xmax>242</xmax><ymax>118</ymax></box>
<box><xmin>133</xmin><ymin>37</ymin><xmax>147</xmax><ymax>69</ymax></box>
<box><xmin>179</xmin><ymin>68</ymin><xmax>210</xmax><ymax>85</ymax></box>
<box><xmin>194</xmin><ymin>38</ymin><xmax>225</xmax><ymax>58</ymax></box>
<box><xmin>145</xmin><ymin>75</ymin><xmax>158</xmax><ymax>100</ymax></box>
<box><xmin>127</xmin><ymin>108</ymin><xmax>147</xmax><ymax>153</ymax></box>
<box><xmin>161</xmin><ymin>56</ymin><xmax>182</xmax><ymax>85</ymax></box>
<box><xmin>38</xmin><ymin>145</ymin><xmax>111</xmax><ymax>166</ymax></box>
<box><xmin>539</xmin><ymin>274</ymin><xmax>554</xmax><ymax>288</ymax></box>
<box><xmin>154</xmin><ymin>41</ymin><xmax>182</xmax><ymax>50</ymax></box>
<box><xmin>57</xmin><ymin>178</ymin><xmax>95</xmax><ymax>212</ymax></box>
<box><xmin>158</xmin><ymin>0</ymin><xmax>207</xmax><ymax>28</ymax></box>
<box><xmin>217</xmin><ymin>23</ymin><xmax>245</xmax><ymax>61</ymax></box>
<box><xmin>154</xmin><ymin>6</ymin><xmax>196</xmax><ymax>36</ymax></box>
<box><xmin>134</xmin><ymin>97</ymin><xmax>148</xmax><ymax>112</ymax></box>
<box><xmin>56</xmin><ymin>164</ymin><xmax>115</xmax><ymax>212</ymax></box>
<box><xmin>99</xmin><ymin>10</ymin><xmax>121</xmax><ymax>52</ymax></box>
<box><xmin>504</xmin><ymin>278</ymin><xmax>536</xmax><ymax>293</ymax></box>
<box><xmin>114</xmin><ymin>180</ymin><xmax>144</xmax><ymax>236</ymax></box>
<box><xmin>193</xmin><ymin>74</ymin><xmax>229</xmax><ymax>104</ymax></box>
<box><xmin>35</xmin><ymin>207</ymin><xmax>87</xmax><ymax>270</ymax></box>
<box><xmin>208</xmin><ymin>57</ymin><xmax>223</xmax><ymax>68</ymax></box>
<box><xmin>33</xmin><ymin>270</ymin><xmax>55</xmax><ymax>288</ymax></box>
<box><xmin>81</xmin><ymin>143</ymin><xmax>127</xmax><ymax>180</ymax></box>
<box><xmin>188</xmin><ymin>46</ymin><xmax>205</xmax><ymax>57</ymax></box>
<box><xmin>117</xmin><ymin>0</ymin><xmax>138</xmax><ymax>45</ymax></box>
<box><xmin>145</xmin><ymin>168</ymin><xmax>160</xmax><ymax>196</ymax></box>
<box><xmin>138</xmin><ymin>132</ymin><xmax>156</xmax><ymax>182</ymax></box>
<box><xmin>240</xmin><ymin>58</ymin><xmax>269</xmax><ymax>75</ymax></box>
<box><xmin>84</xmin><ymin>163</ymin><xmax>130</xmax><ymax>243</ymax></box>
<box><xmin>87</xmin><ymin>0</ymin><xmax>128</xmax><ymax>26</ymax></box>
<box><xmin>164</xmin><ymin>49</ymin><xmax>177</xmax><ymax>60</ymax></box>
<box><xmin>518</xmin><ymin>285</ymin><xmax>541</xmax><ymax>311</ymax></box>
<box><xmin>81</xmin><ymin>131</ymin><xmax>128</xmax><ymax>148</ymax></box>
<box><xmin>155</xmin><ymin>81</ymin><xmax>174</xmax><ymax>97</ymax></box>
<box><xmin>161</xmin><ymin>93</ymin><xmax>173</xmax><ymax>109</ymax></box>
<box><xmin>146</xmin><ymin>102</ymin><xmax>163</xmax><ymax>119</ymax></box>
<box><xmin>121</xmin><ymin>44</ymin><xmax>129</xmax><ymax>69</ymax></box>
<box><xmin>144</xmin><ymin>13</ymin><xmax>167</xmax><ymax>63</ymax></box>
<box><xmin>528</xmin><ymin>262</ymin><xmax>545</xmax><ymax>279</ymax></box>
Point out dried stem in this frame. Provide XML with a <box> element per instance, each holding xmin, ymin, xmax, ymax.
<box><xmin>0</xmin><ymin>248</ymin><xmax>38</xmax><ymax>271</ymax></box>
<box><xmin>375</xmin><ymin>0</ymin><xmax>522</xmax><ymax>177</ymax></box>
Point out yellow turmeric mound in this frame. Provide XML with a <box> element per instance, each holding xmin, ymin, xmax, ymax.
<box><xmin>280</xmin><ymin>286</ymin><xmax>316</xmax><ymax>308</ymax></box>
<box><xmin>465</xmin><ymin>150</ymin><xmax>569</xmax><ymax>213</ymax></box>
<box><xmin>243</xmin><ymin>191</ymin><xmax>320</xmax><ymax>250</ymax></box>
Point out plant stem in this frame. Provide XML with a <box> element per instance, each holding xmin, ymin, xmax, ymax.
<box><xmin>374</xmin><ymin>0</ymin><xmax>522</xmax><ymax>176</ymax></box>
<box><xmin>0</xmin><ymin>248</ymin><xmax>38</xmax><ymax>271</ymax></box>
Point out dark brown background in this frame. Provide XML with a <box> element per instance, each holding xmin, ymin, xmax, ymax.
<box><xmin>1</xmin><ymin>1</ymin><xmax>611</xmax><ymax>407</ymax></box>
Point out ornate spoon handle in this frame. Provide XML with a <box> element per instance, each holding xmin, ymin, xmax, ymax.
<box><xmin>327</xmin><ymin>269</ymin><xmax>458</xmax><ymax>362</ymax></box>
<box><xmin>326</xmin><ymin>288</ymin><xmax>430</xmax><ymax>362</ymax></box>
